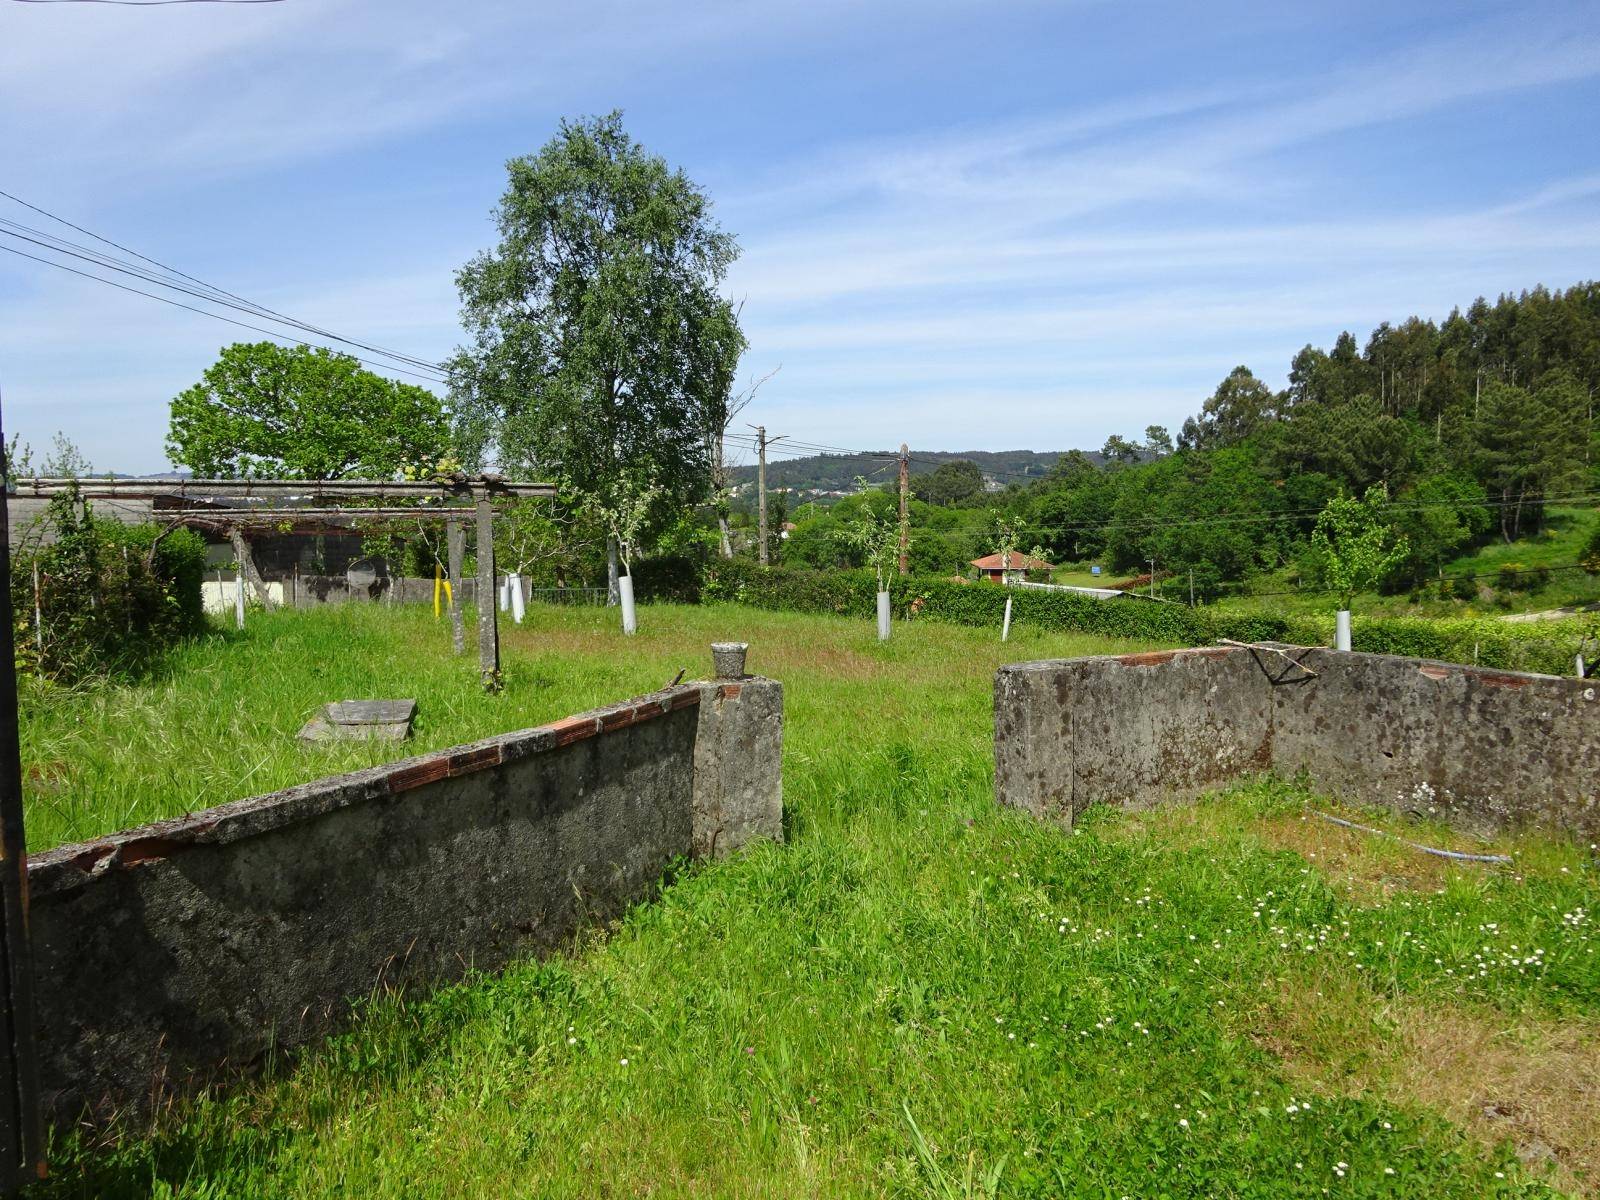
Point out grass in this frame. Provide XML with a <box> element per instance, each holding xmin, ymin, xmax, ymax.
<box><xmin>27</xmin><ymin>603</ymin><xmax>1600</xmax><ymax>1198</ymax></box>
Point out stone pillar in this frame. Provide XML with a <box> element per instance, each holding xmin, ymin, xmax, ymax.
<box><xmin>692</xmin><ymin>646</ymin><xmax>783</xmax><ymax>858</ymax></box>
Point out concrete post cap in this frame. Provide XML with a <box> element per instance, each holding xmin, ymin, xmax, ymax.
<box><xmin>711</xmin><ymin>642</ymin><xmax>750</xmax><ymax>679</ymax></box>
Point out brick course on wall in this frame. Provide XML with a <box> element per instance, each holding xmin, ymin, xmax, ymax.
<box><xmin>27</xmin><ymin>676</ymin><xmax>782</xmax><ymax>1122</ymax></box>
<box><xmin>995</xmin><ymin>646</ymin><xmax>1598</xmax><ymax>838</ymax></box>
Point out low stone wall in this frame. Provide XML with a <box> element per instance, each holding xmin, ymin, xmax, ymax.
<box><xmin>995</xmin><ymin>646</ymin><xmax>1598</xmax><ymax>837</ymax></box>
<box><xmin>28</xmin><ymin>672</ymin><xmax>782</xmax><ymax>1122</ymax></box>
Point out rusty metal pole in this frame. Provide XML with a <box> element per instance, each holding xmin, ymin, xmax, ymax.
<box><xmin>0</xmin><ymin>401</ymin><xmax>43</xmax><ymax>1193</ymax></box>
<box><xmin>447</xmin><ymin>520</ymin><xmax>465</xmax><ymax>657</ymax></box>
<box><xmin>474</xmin><ymin>493</ymin><xmax>500</xmax><ymax>691</ymax></box>
<box><xmin>897</xmin><ymin>443</ymin><xmax>909</xmax><ymax>576</ymax></box>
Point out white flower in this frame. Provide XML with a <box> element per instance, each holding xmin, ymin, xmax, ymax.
<box><xmin>1178</xmin><ymin>1118</ymin><xmax>1189</xmax><ymax>1128</ymax></box>
<box><xmin>619</xmin><ymin>1057</ymin><xmax>629</xmax><ymax>1066</ymax></box>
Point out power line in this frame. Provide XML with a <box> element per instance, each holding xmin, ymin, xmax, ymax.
<box><xmin>1227</xmin><ymin>562</ymin><xmax>1595</xmax><ymax>600</ymax></box>
<box><xmin>0</xmin><ymin>223</ymin><xmax>446</xmax><ymax>377</ymax></box>
<box><xmin>0</xmin><ymin>202</ymin><xmax>446</xmax><ymax>375</ymax></box>
<box><xmin>0</xmin><ymin>242</ymin><xmax>448</xmax><ymax>384</ymax></box>
<box><xmin>8</xmin><ymin>1</ymin><xmax>286</xmax><ymax>6</ymax></box>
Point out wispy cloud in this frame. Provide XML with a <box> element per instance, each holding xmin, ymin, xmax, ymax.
<box><xmin>0</xmin><ymin>0</ymin><xmax>1596</xmax><ymax>468</ymax></box>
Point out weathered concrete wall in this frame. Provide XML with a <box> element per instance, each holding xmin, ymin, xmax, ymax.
<box><xmin>996</xmin><ymin>646</ymin><xmax>1599</xmax><ymax>837</ymax></box>
<box><xmin>27</xmin><ymin>675</ymin><xmax>782</xmax><ymax>1122</ymax></box>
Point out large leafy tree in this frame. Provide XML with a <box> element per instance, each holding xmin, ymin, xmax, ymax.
<box><xmin>911</xmin><ymin>459</ymin><xmax>985</xmax><ymax>506</ymax></box>
<box><xmin>167</xmin><ymin>341</ymin><xmax>450</xmax><ymax>479</ymax></box>
<box><xmin>1178</xmin><ymin>366</ymin><xmax>1278</xmax><ymax>450</ymax></box>
<box><xmin>449</xmin><ymin>112</ymin><xmax>745</xmax><ymax>585</ymax></box>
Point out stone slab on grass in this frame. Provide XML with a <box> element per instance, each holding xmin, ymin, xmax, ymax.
<box><xmin>299</xmin><ymin>699</ymin><xmax>417</xmax><ymax>743</ymax></box>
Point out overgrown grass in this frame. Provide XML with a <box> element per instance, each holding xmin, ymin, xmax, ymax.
<box><xmin>28</xmin><ymin>603</ymin><xmax>1600</xmax><ymax>1197</ymax></box>
<box><xmin>22</xmin><ymin>600</ymin><xmax>1124</xmax><ymax>852</ymax></box>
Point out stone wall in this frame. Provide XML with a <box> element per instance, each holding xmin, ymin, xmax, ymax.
<box><xmin>995</xmin><ymin>646</ymin><xmax>1598</xmax><ymax>837</ymax></box>
<box><xmin>27</xmin><ymin>673</ymin><xmax>782</xmax><ymax>1121</ymax></box>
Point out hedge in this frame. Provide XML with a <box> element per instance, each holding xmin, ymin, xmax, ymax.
<box><xmin>10</xmin><ymin>494</ymin><xmax>209</xmax><ymax>683</ymax></box>
<box><xmin>636</xmin><ymin>557</ymin><xmax>1592</xmax><ymax>677</ymax></box>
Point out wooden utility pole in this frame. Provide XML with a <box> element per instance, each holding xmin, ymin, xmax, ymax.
<box><xmin>897</xmin><ymin>443</ymin><xmax>910</xmax><ymax>575</ymax></box>
<box><xmin>447</xmin><ymin>520</ymin><xmax>465</xmax><ymax>657</ymax></box>
<box><xmin>754</xmin><ymin>425</ymin><xmax>769</xmax><ymax>565</ymax></box>
<box><xmin>474</xmin><ymin>492</ymin><xmax>500</xmax><ymax>691</ymax></box>
<box><xmin>747</xmin><ymin>424</ymin><xmax>786</xmax><ymax>566</ymax></box>
<box><xmin>0</xmin><ymin>407</ymin><xmax>44</xmax><ymax>1193</ymax></box>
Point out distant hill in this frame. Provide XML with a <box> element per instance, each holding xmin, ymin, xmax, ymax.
<box><xmin>728</xmin><ymin>449</ymin><xmax>1076</xmax><ymax>498</ymax></box>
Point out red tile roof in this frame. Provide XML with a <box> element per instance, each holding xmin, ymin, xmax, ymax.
<box><xmin>970</xmin><ymin>552</ymin><xmax>1054</xmax><ymax>571</ymax></box>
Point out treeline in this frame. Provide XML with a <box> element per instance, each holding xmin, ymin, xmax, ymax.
<box><xmin>1007</xmin><ymin>284</ymin><xmax>1599</xmax><ymax>593</ymax></box>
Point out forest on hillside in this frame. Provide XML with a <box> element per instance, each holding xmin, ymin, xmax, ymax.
<box><xmin>779</xmin><ymin>283</ymin><xmax>1600</xmax><ymax>597</ymax></box>
<box><xmin>728</xmin><ymin>449</ymin><xmax>1066</xmax><ymax>495</ymax></box>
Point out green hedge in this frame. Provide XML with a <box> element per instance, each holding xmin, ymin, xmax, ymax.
<box><xmin>685</xmin><ymin>559</ymin><xmax>1591</xmax><ymax>675</ymax></box>
<box><xmin>10</xmin><ymin>494</ymin><xmax>208</xmax><ymax>683</ymax></box>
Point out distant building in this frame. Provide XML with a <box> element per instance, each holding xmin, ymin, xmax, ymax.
<box><xmin>971</xmin><ymin>551</ymin><xmax>1054</xmax><ymax>583</ymax></box>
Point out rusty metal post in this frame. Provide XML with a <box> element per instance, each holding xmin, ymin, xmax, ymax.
<box><xmin>0</xmin><ymin>405</ymin><xmax>43</xmax><ymax>1193</ymax></box>
<box><xmin>447</xmin><ymin>520</ymin><xmax>465</xmax><ymax>657</ymax></box>
<box><xmin>474</xmin><ymin>495</ymin><xmax>500</xmax><ymax>691</ymax></box>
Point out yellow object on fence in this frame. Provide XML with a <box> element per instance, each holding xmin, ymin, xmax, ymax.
<box><xmin>433</xmin><ymin>565</ymin><xmax>442</xmax><ymax>619</ymax></box>
<box><xmin>443</xmin><ymin>579</ymin><xmax>454</xmax><ymax>608</ymax></box>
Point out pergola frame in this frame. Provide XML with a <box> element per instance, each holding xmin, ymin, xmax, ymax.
<box><xmin>17</xmin><ymin>476</ymin><xmax>558</xmax><ymax>691</ymax></box>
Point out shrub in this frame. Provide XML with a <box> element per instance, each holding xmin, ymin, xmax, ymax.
<box><xmin>630</xmin><ymin>553</ymin><xmax>706</xmax><ymax>604</ymax></box>
<box><xmin>10</xmin><ymin>492</ymin><xmax>207</xmax><ymax>683</ymax></box>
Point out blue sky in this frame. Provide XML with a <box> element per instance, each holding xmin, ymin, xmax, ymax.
<box><xmin>2</xmin><ymin>0</ymin><xmax>1597</xmax><ymax>473</ymax></box>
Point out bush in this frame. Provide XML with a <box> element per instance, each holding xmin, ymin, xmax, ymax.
<box><xmin>630</xmin><ymin>553</ymin><xmax>707</xmax><ymax>604</ymax></box>
<box><xmin>10</xmin><ymin>493</ymin><xmax>207</xmax><ymax>683</ymax></box>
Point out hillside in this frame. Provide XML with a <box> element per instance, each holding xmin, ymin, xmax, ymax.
<box><xmin>728</xmin><ymin>448</ymin><xmax>1071</xmax><ymax>497</ymax></box>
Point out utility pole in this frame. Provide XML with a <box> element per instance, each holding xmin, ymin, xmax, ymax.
<box><xmin>897</xmin><ymin>443</ymin><xmax>910</xmax><ymax>575</ymax></box>
<box><xmin>748</xmin><ymin>424</ymin><xmax>786</xmax><ymax>567</ymax></box>
<box><xmin>755</xmin><ymin>425</ymin><xmax>768</xmax><ymax>565</ymax></box>
<box><xmin>0</xmin><ymin>400</ymin><xmax>43</xmax><ymax>1193</ymax></box>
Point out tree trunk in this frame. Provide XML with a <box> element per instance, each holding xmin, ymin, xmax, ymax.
<box><xmin>606</xmin><ymin>537</ymin><xmax>620</xmax><ymax>606</ymax></box>
<box><xmin>228</xmin><ymin>527</ymin><xmax>274</xmax><ymax>608</ymax></box>
<box><xmin>717</xmin><ymin>516</ymin><xmax>733</xmax><ymax>559</ymax></box>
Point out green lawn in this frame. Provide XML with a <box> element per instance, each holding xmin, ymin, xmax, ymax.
<box><xmin>30</xmin><ymin>603</ymin><xmax>1600</xmax><ymax>1198</ymax></box>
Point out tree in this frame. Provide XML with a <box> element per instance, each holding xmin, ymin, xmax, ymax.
<box><xmin>1475</xmin><ymin>374</ymin><xmax>1586</xmax><ymax>541</ymax></box>
<box><xmin>167</xmin><ymin>342</ymin><xmax>450</xmax><ymax>479</ymax></box>
<box><xmin>1142</xmin><ymin>425</ymin><xmax>1174</xmax><ymax>457</ymax></box>
<box><xmin>1100</xmin><ymin>434</ymin><xmax>1143</xmax><ymax>468</ymax></box>
<box><xmin>911</xmin><ymin>459</ymin><xmax>984</xmax><ymax>506</ymax></box>
<box><xmin>1178</xmin><ymin>366</ymin><xmax>1278</xmax><ymax>450</ymax></box>
<box><xmin>835</xmin><ymin>504</ymin><xmax>903</xmax><ymax>591</ymax></box>
<box><xmin>450</xmin><ymin>112</ymin><xmax>746</xmax><ymax>596</ymax></box>
<box><xmin>1308</xmin><ymin>487</ymin><xmax>1410</xmax><ymax>611</ymax></box>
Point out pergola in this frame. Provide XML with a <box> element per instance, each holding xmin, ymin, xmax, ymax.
<box><xmin>12</xmin><ymin>475</ymin><xmax>558</xmax><ymax>691</ymax></box>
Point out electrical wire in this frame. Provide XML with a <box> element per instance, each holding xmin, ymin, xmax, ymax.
<box><xmin>0</xmin><ymin>242</ymin><xmax>448</xmax><ymax>383</ymax></box>
<box><xmin>0</xmin><ymin>206</ymin><xmax>446</xmax><ymax>376</ymax></box>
